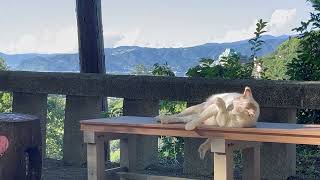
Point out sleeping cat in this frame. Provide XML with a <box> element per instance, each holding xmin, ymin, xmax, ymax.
<box><xmin>156</xmin><ymin>86</ymin><xmax>260</xmax><ymax>159</ymax></box>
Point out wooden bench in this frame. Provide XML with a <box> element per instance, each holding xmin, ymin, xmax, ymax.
<box><xmin>80</xmin><ymin>116</ymin><xmax>320</xmax><ymax>180</ymax></box>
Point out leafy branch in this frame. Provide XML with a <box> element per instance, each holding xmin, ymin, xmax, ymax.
<box><xmin>248</xmin><ymin>19</ymin><xmax>268</xmax><ymax>60</ymax></box>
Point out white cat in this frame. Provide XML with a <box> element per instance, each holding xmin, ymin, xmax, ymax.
<box><xmin>156</xmin><ymin>86</ymin><xmax>260</xmax><ymax>159</ymax></box>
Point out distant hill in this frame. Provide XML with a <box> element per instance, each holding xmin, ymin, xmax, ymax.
<box><xmin>0</xmin><ymin>35</ymin><xmax>289</xmax><ymax>76</ymax></box>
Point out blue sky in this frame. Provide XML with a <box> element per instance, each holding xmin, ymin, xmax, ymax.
<box><xmin>0</xmin><ymin>0</ymin><xmax>313</xmax><ymax>54</ymax></box>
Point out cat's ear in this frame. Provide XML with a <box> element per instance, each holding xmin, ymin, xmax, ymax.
<box><xmin>243</xmin><ymin>86</ymin><xmax>252</xmax><ymax>97</ymax></box>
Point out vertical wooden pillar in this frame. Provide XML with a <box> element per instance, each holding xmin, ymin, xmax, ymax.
<box><xmin>183</xmin><ymin>102</ymin><xmax>213</xmax><ymax>176</ymax></box>
<box><xmin>259</xmin><ymin>107</ymin><xmax>296</xmax><ymax>180</ymax></box>
<box><xmin>63</xmin><ymin>96</ymin><xmax>101</xmax><ymax>166</ymax></box>
<box><xmin>12</xmin><ymin>92</ymin><xmax>47</xmax><ymax>158</ymax></box>
<box><xmin>213</xmin><ymin>152</ymin><xmax>233</xmax><ymax>180</ymax></box>
<box><xmin>76</xmin><ymin>0</ymin><xmax>105</xmax><ymax>74</ymax></box>
<box><xmin>212</xmin><ymin>139</ymin><xmax>234</xmax><ymax>180</ymax></box>
<box><xmin>84</xmin><ymin>131</ymin><xmax>105</xmax><ymax>180</ymax></box>
<box><xmin>211</xmin><ymin>139</ymin><xmax>261</xmax><ymax>180</ymax></box>
<box><xmin>75</xmin><ymin>0</ymin><xmax>107</xmax><ymax>166</ymax></box>
<box><xmin>121</xmin><ymin>99</ymin><xmax>159</xmax><ymax>171</ymax></box>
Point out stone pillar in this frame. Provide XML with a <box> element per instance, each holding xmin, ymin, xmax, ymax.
<box><xmin>183</xmin><ymin>138</ymin><xmax>213</xmax><ymax>176</ymax></box>
<box><xmin>12</xmin><ymin>92</ymin><xmax>48</xmax><ymax>158</ymax></box>
<box><xmin>183</xmin><ymin>102</ymin><xmax>213</xmax><ymax>176</ymax></box>
<box><xmin>121</xmin><ymin>99</ymin><xmax>159</xmax><ymax>171</ymax></box>
<box><xmin>63</xmin><ymin>95</ymin><xmax>101</xmax><ymax>166</ymax></box>
<box><xmin>259</xmin><ymin>107</ymin><xmax>297</xmax><ymax>180</ymax></box>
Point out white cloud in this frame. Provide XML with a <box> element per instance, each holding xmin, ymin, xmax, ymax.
<box><xmin>0</xmin><ymin>26</ymin><xmax>79</xmax><ymax>54</ymax></box>
<box><xmin>104</xmin><ymin>28</ymin><xmax>142</xmax><ymax>48</ymax></box>
<box><xmin>212</xmin><ymin>8</ymin><xmax>297</xmax><ymax>43</ymax></box>
<box><xmin>0</xmin><ymin>9</ymin><xmax>299</xmax><ymax>53</ymax></box>
<box><xmin>268</xmin><ymin>9</ymin><xmax>297</xmax><ymax>35</ymax></box>
<box><xmin>1</xmin><ymin>26</ymin><xmax>143</xmax><ymax>53</ymax></box>
<box><xmin>212</xmin><ymin>20</ymin><xmax>257</xmax><ymax>43</ymax></box>
<box><xmin>104</xmin><ymin>32</ymin><xmax>124</xmax><ymax>48</ymax></box>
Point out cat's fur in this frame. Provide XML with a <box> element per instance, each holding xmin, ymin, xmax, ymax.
<box><xmin>155</xmin><ymin>86</ymin><xmax>260</xmax><ymax>159</ymax></box>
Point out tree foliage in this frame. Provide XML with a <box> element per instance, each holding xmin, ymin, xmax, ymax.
<box><xmin>286</xmin><ymin>0</ymin><xmax>320</xmax><ymax>81</ymax></box>
<box><xmin>249</xmin><ymin>19</ymin><xmax>268</xmax><ymax>60</ymax></box>
<box><xmin>285</xmin><ymin>0</ymin><xmax>320</xmax><ymax>178</ymax></box>
<box><xmin>0</xmin><ymin>58</ymin><xmax>11</xmax><ymax>113</ymax></box>
<box><xmin>152</xmin><ymin>62</ymin><xmax>175</xmax><ymax>77</ymax></box>
<box><xmin>186</xmin><ymin>19</ymin><xmax>267</xmax><ymax>80</ymax></box>
<box><xmin>261</xmin><ymin>37</ymin><xmax>300</xmax><ymax>80</ymax></box>
<box><xmin>287</xmin><ymin>31</ymin><xmax>320</xmax><ymax>81</ymax></box>
<box><xmin>152</xmin><ymin>63</ymin><xmax>186</xmax><ymax>165</ymax></box>
<box><xmin>186</xmin><ymin>56</ymin><xmax>252</xmax><ymax>79</ymax></box>
<box><xmin>46</xmin><ymin>95</ymin><xmax>65</xmax><ymax>159</ymax></box>
<box><xmin>132</xmin><ymin>64</ymin><xmax>151</xmax><ymax>75</ymax></box>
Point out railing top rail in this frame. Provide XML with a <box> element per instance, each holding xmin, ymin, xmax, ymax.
<box><xmin>0</xmin><ymin>71</ymin><xmax>319</xmax><ymax>108</ymax></box>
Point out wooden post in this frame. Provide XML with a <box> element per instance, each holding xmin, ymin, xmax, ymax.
<box><xmin>84</xmin><ymin>131</ymin><xmax>105</xmax><ymax>180</ymax></box>
<box><xmin>259</xmin><ymin>107</ymin><xmax>296</xmax><ymax>179</ymax></box>
<box><xmin>211</xmin><ymin>139</ymin><xmax>261</xmax><ymax>180</ymax></box>
<box><xmin>75</xmin><ymin>0</ymin><xmax>107</xmax><ymax>165</ymax></box>
<box><xmin>12</xmin><ymin>93</ymin><xmax>47</xmax><ymax>158</ymax></box>
<box><xmin>76</xmin><ymin>0</ymin><xmax>105</xmax><ymax>73</ymax></box>
<box><xmin>211</xmin><ymin>139</ymin><xmax>234</xmax><ymax>180</ymax></box>
<box><xmin>121</xmin><ymin>99</ymin><xmax>159</xmax><ymax>171</ymax></box>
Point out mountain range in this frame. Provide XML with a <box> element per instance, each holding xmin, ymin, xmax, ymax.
<box><xmin>0</xmin><ymin>35</ymin><xmax>289</xmax><ymax>76</ymax></box>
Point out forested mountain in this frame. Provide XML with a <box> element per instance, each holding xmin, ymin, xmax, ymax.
<box><xmin>0</xmin><ymin>35</ymin><xmax>289</xmax><ymax>76</ymax></box>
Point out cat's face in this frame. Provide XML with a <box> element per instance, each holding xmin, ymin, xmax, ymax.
<box><xmin>231</xmin><ymin>87</ymin><xmax>259</xmax><ymax>118</ymax></box>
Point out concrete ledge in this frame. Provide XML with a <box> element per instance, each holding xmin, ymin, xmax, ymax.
<box><xmin>118</xmin><ymin>172</ymin><xmax>198</xmax><ymax>180</ymax></box>
<box><xmin>0</xmin><ymin>71</ymin><xmax>319</xmax><ymax>108</ymax></box>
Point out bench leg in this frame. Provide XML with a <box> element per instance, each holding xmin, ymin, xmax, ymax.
<box><xmin>243</xmin><ymin>146</ymin><xmax>260</xmax><ymax>180</ymax></box>
<box><xmin>211</xmin><ymin>138</ymin><xmax>261</xmax><ymax>180</ymax></box>
<box><xmin>213</xmin><ymin>151</ymin><xmax>234</xmax><ymax>180</ymax></box>
<box><xmin>211</xmin><ymin>139</ymin><xmax>234</xmax><ymax>180</ymax></box>
<box><xmin>84</xmin><ymin>132</ymin><xmax>105</xmax><ymax>180</ymax></box>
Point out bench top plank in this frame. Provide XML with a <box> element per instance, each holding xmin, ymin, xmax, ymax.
<box><xmin>80</xmin><ymin>116</ymin><xmax>320</xmax><ymax>145</ymax></box>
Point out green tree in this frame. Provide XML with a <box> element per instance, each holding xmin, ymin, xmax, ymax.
<box><xmin>286</xmin><ymin>0</ymin><xmax>320</xmax><ymax>178</ymax></box>
<box><xmin>249</xmin><ymin>19</ymin><xmax>268</xmax><ymax>79</ymax></box>
<box><xmin>186</xmin><ymin>58</ymin><xmax>224</xmax><ymax>78</ymax></box>
<box><xmin>0</xmin><ymin>57</ymin><xmax>11</xmax><ymax>113</ymax></box>
<box><xmin>186</xmin><ymin>53</ymin><xmax>252</xmax><ymax>79</ymax></box>
<box><xmin>261</xmin><ymin>37</ymin><xmax>300</xmax><ymax>80</ymax></box>
<box><xmin>152</xmin><ymin>62</ymin><xmax>175</xmax><ymax>77</ymax></box>
<box><xmin>103</xmin><ymin>98</ymin><xmax>123</xmax><ymax>118</ymax></box>
<box><xmin>152</xmin><ymin>63</ymin><xmax>186</xmax><ymax>165</ymax></box>
<box><xmin>46</xmin><ymin>95</ymin><xmax>65</xmax><ymax>159</ymax></box>
<box><xmin>249</xmin><ymin>19</ymin><xmax>268</xmax><ymax>60</ymax></box>
<box><xmin>287</xmin><ymin>31</ymin><xmax>320</xmax><ymax>81</ymax></box>
<box><xmin>0</xmin><ymin>57</ymin><xmax>7</xmax><ymax>70</ymax></box>
<box><xmin>132</xmin><ymin>64</ymin><xmax>151</xmax><ymax>75</ymax></box>
<box><xmin>186</xmin><ymin>19</ymin><xmax>267</xmax><ymax>80</ymax></box>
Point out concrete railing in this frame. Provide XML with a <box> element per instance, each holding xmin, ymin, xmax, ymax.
<box><xmin>1</xmin><ymin>71</ymin><xmax>319</xmax><ymax>179</ymax></box>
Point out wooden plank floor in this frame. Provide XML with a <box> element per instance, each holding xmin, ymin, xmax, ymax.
<box><xmin>80</xmin><ymin>116</ymin><xmax>320</xmax><ymax>145</ymax></box>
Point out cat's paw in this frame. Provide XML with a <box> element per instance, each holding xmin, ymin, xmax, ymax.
<box><xmin>185</xmin><ymin>122</ymin><xmax>196</xmax><ymax>131</ymax></box>
<box><xmin>198</xmin><ymin>145</ymin><xmax>208</xmax><ymax>160</ymax></box>
<box><xmin>213</xmin><ymin>97</ymin><xmax>225</xmax><ymax>107</ymax></box>
<box><xmin>247</xmin><ymin>109</ymin><xmax>255</xmax><ymax>117</ymax></box>
<box><xmin>248</xmin><ymin>112</ymin><xmax>255</xmax><ymax>117</ymax></box>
